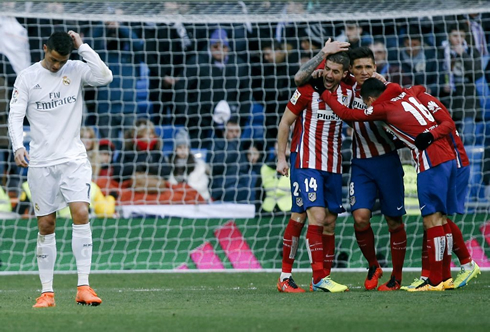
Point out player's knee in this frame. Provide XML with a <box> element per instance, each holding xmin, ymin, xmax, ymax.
<box><xmin>307</xmin><ymin>209</ymin><xmax>326</xmax><ymax>226</ymax></box>
<box><xmin>353</xmin><ymin>215</ymin><xmax>370</xmax><ymax>230</ymax></box>
<box><xmin>38</xmin><ymin>215</ymin><xmax>56</xmax><ymax>234</ymax></box>
<box><xmin>385</xmin><ymin>216</ymin><xmax>403</xmax><ymax>230</ymax></box>
<box><xmin>323</xmin><ymin>221</ymin><xmax>336</xmax><ymax>234</ymax></box>
<box><xmin>70</xmin><ymin>204</ymin><xmax>90</xmax><ymax>224</ymax></box>
<box><xmin>291</xmin><ymin>212</ymin><xmax>307</xmax><ymax>224</ymax></box>
<box><xmin>352</xmin><ymin>209</ymin><xmax>371</xmax><ymax>230</ymax></box>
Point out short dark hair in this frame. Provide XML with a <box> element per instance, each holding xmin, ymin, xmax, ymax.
<box><xmin>46</xmin><ymin>31</ymin><xmax>73</xmax><ymax>56</ymax></box>
<box><xmin>404</xmin><ymin>26</ymin><xmax>423</xmax><ymax>41</ymax></box>
<box><xmin>261</xmin><ymin>40</ymin><xmax>283</xmax><ymax>51</ymax></box>
<box><xmin>325</xmin><ymin>51</ymin><xmax>350</xmax><ymax>71</ymax></box>
<box><xmin>448</xmin><ymin>22</ymin><xmax>469</xmax><ymax>34</ymax></box>
<box><xmin>227</xmin><ymin>115</ymin><xmax>240</xmax><ymax>125</ymax></box>
<box><xmin>345</xmin><ymin>20</ymin><xmax>359</xmax><ymax>27</ymax></box>
<box><xmin>348</xmin><ymin>47</ymin><xmax>375</xmax><ymax>66</ymax></box>
<box><xmin>360</xmin><ymin>78</ymin><xmax>386</xmax><ymax>100</ymax></box>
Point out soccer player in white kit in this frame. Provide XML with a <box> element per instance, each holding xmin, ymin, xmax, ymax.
<box><xmin>8</xmin><ymin>31</ymin><xmax>113</xmax><ymax>308</ymax></box>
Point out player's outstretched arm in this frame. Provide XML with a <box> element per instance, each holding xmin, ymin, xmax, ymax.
<box><xmin>321</xmin><ymin>90</ymin><xmax>381</xmax><ymax>122</ymax></box>
<box><xmin>294</xmin><ymin>38</ymin><xmax>350</xmax><ymax>87</ymax></box>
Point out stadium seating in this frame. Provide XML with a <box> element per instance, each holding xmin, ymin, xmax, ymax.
<box><xmin>154</xmin><ymin>125</ymin><xmax>185</xmax><ymax>154</ymax></box>
<box><xmin>466</xmin><ymin>144</ymin><xmax>486</xmax><ymax>203</ymax></box>
<box><xmin>136</xmin><ymin>62</ymin><xmax>153</xmax><ymax>116</ymax></box>
<box><xmin>241</xmin><ymin>103</ymin><xmax>265</xmax><ymax>142</ymax></box>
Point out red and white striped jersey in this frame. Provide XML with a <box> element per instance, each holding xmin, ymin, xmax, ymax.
<box><xmin>323</xmin><ymin>83</ymin><xmax>456</xmax><ymax>173</ymax></box>
<box><xmin>286</xmin><ymin>82</ymin><xmax>353</xmax><ymax>173</ymax></box>
<box><xmin>349</xmin><ymin>82</ymin><xmax>397</xmax><ymax>159</ymax></box>
<box><xmin>407</xmin><ymin>85</ymin><xmax>469</xmax><ymax>168</ymax></box>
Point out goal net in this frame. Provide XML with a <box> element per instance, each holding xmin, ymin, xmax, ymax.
<box><xmin>1</xmin><ymin>0</ymin><xmax>489</xmax><ymax>273</ymax></box>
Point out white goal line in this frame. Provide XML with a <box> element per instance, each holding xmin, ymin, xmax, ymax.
<box><xmin>1</xmin><ymin>267</ymin><xmax>488</xmax><ymax>276</ymax></box>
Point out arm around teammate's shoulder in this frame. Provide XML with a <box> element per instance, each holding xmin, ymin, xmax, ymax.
<box><xmin>321</xmin><ymin>90</ymin><xmax>376</xmax><ymax>122</ymax></box>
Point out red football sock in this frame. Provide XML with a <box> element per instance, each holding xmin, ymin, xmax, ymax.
<box><xmin>322</xmin><ymin>234</ymin><xmax>335</xmax><ymax>276</ymax></box>
<box><xmin>282</xmin><ymin>219</ymin><xmax>305</xmax><ymax>273</ymax></box>
<box><xmin>389</xmin><ymin>224</ymin><xmax>406</xmax><ymax>282</ymax></box>
<box><xmin>307</xmin><ymin>225</ymin><xmax>325</xmax><ymax>283</ymax></box>
<box><xmin>426</xmin><ymin>226</ymin><xmax>445</xmax><ymax>285</ymax></box>
<box><xmin>355</xmin><ymin>223</ymin><xmax>379</xmax><ymax>267</ymax></box>
<box><xmin>442</xmin><ymin>223</ymin><xmax>453</xmax><ymax>281</ymax></box>
<box><xmin>421</xmin><ymin>231</ymin><xmax>430</xmax><ymax>278</ymax></box>
<box><xmin>447</xmin><ymin>218</ymin><xmax>472</xmax><ymax>265</ymax></box>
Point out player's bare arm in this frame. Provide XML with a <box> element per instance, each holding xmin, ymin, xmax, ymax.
<box><xmin>276</xmin><ymin>108</ymin><xmax>297</xmax><ymax>176</ymax></box>
<box><xmin>67</xmin><ymin>30</ymin><xmax>83</xmax><ymax>49</ymax></box>
<box><xmin>294</xmin><ymin>38</ymin><xmax>350</xmax><ymax>86</ymax></box>
<box><xmin>14</xmin><ymin>147</ymin><xmax>29</xmax><ymax>168</ymax></box>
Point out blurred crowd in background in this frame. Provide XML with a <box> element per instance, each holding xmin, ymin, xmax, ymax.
<box><xmin>1</xmin><ymin>1</ymin><xmax>489</xmax><ymax>216</ymax></box>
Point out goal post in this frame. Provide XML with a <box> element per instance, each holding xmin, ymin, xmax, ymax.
<box><xmin>0</xmin><ymin>0</ymin><xmax>489</xmax><ymax>274</ymax></box>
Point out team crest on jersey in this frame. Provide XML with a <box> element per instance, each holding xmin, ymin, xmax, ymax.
<box><xmin>290</xmin><ymin>90</ymin><xmax>301</xmax><ymax>105</ymax></box>
<box><xmin>350</xmin><ymin>196</ymin><xmax>356</xmax><ymax>206</ymax></box>
<box><xmin>35</xmin><ymin>203</ymin><xmax>40</xmax><ymax>211</ymax></box>
<box><xmin>10</xmin><ymin>89</ymin><xmax>19</xmax><ymax>104</ymax></box>
<box><xmin>342</xmin><ymin>95</ymin><xmax>348</xmax><ymax>105</ymax></box>
<box><xmin>364</xmin><ymin>106</ymin><xmax>373</xmax><ymax>115</ymax></box>
<box><xmin>296</xmin><ymin>197</ymin><xmax>303</xmax><ymax>207</ymax></box>
<box><xmin>62</xmin><ymin>76</ymin><xmax>71</xmax><ymax>86</ymax></box>
<box><xmin>308</xmin><ymin>192</ymin><xmax>316</xmax><ymax>202</ymax></box>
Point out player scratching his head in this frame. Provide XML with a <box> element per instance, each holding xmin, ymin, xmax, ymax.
<box><xmin>8</xmin><ymin>31</ymin><xmax>113</xmax><ymax>308</ymax></box>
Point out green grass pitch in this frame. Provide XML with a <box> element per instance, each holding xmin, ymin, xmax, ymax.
<box><xmin>0</xmin><ymin>271</ymin><xmax>488</xmax><ymax>332</ymax></box>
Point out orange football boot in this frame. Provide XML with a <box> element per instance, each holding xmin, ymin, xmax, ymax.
<box><xmin>33</xmin><ymin>292</ymin><xmax>55</xmax><ymax>308</ymax></box>
<box><xmin>277</xmin><ymin>277</ymin><xmax>305</xmax><ymax>293</ymax></box>
<box><xmin>378</xmin><ymin>276</ymin><xmax>401</xmax><ymax>291</ymax></box>
<box><xmin>365</xmin><ymin>266</ymin><xmax>383</xmax><ymax>290</ymax></box>
<box><xmin>76</xmin><ymin>286</ymin><xmax>102</xmax><ymax>306</ymax></box>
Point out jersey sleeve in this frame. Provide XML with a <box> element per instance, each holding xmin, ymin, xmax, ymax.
<box><xmin>77</xmin><ymin>43</ymin><xmax>113</xmax><ymax>87</ymax></box>
<box><xmin>321</xmin><ymin>90</ymin><xmax>386</xmax><ymax>122</ymax></box>
<box><xmin>8</xmin><ymin>73</ymin><xmax>29</xmax><ymax>152</ymax></box>
<box><xmin>286</xmin><ymin>88</ymin><xmax>310</xmax><ymax>116</ymax></box>
<box><xmin>413</xmin><ymin>88</ymin><xmax>456</xmax><ymax>140</ymax></box>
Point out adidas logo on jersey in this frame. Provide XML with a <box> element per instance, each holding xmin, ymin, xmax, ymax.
<box><xmin>33</xmin><ymin>84</ymin><xmax>42</xmax><ymax>89</ymax></box>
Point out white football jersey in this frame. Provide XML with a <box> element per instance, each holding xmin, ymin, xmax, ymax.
<box><xmin>8</xmin><ymin>43</ymin><xmax>112</xmax><ymax>167</ymax></box>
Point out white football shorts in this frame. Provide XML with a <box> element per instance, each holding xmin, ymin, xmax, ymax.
<box><xmin>27</xmin><ymin>159</ymin><xmax>92</xmax><ymax>216</ymax></box>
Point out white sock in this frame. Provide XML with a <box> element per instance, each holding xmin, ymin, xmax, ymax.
<box><xmin>37</xmin><ymin>233</ymin><xmax>56</xmax><ymax>293</ymax></box>
<box><xmin>462</xmin><ymin>260</ymin><xmax>474</xmax><ymax>271</ymax></box>
<box><xmin>72</xmin><ymin>223</ymin><xmax>93</xmax><ymax>286</ymax></box>
<box><xmin>280</xmin><ymin>273</ymin><xmax>292</xmax><ymax>281</ymax></box>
